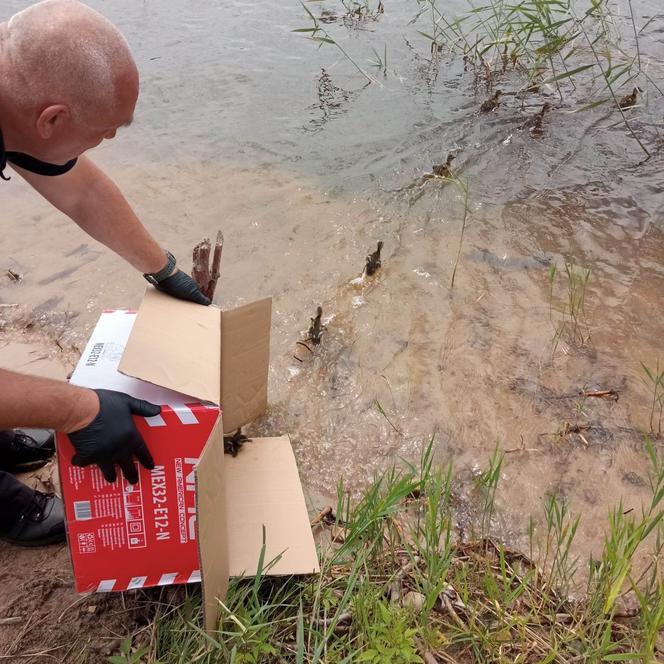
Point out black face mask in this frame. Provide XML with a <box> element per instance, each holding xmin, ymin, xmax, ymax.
<box><xmin>0</xmin><ymin>129</ymin><xmax>11</xmax><ymax>181</ymax></box>
<box><xmin>0</xmin><ymin>127</ymin><xmax>78</xmax><ymax>180</ymax></box>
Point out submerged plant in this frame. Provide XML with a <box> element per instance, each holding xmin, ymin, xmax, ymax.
<box><xmin>294</xmin><ymin>2</ymin><xmax>381</xmax><ymax>85</ymax></box>
<box><xmin>641</xmin><ymin>360</ymin><xmax>664</xmax><ymax>435</ymax></box>
<box><xmin>449</xmin><ymin>177</ymin><xmax>470</xmax><ymax>290</ymax></box>
<box><xmin>548</xmin><ymin>256</ymin><xmax>592</xmax><ymax>351</ymax></box>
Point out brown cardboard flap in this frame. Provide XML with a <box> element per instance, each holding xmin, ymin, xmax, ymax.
<box><xmin>119</xmin><ymin>288</ymin><xmax>221</xmax><ymax>404</ymax></box>
<box><xmin>195</xmin><ymin>415</ymin><xmax>228</xmax><ymax>633</ymax></box>
<box><xmin>225</xmin><ymin>436</ymin><xmax>320</xmax><ymax>577</ymax></box>
<box><xmin>220</xmin><ymin>299</ymin><xmax>272</xmax><ymax>433</ymax></box>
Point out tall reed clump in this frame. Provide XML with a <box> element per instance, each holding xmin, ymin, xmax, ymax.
<box><xmin>115</xmin><ymin>437</ymin><xmax>664</xmax><ymax>663</ymax></box>
<box><xmin>414</xmin><ymin>0</ymin><xmax>653</xmax><ymax>153</ymax></box>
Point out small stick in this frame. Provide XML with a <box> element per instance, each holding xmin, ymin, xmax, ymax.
<box><xmin>191</xmin><ymin>231</ymin><xmax>224</xmax><ymax>300</ymax></box>
<box><xmin>296</xmin><ymin>340</ymin><xmax>314</xmax><ymax>354</ymax></box>
<box><xmin>579</xmin><ymin>389</ymin><xmax>619</xmax><ymax>401</ymax></box>
<box><xmin>505</xmin><ymin>436</ymin><xmax>539</xmax><ymax>454</ymax></box>
<box><xmin>442</xmin><ymin>594</ymin><xmax>466</xmax><ymax>629</ymax></box>
<box><xmin>207</xmin><ymin>230</ymin><xmax>224</xmax><ymax>299</ymax></box>
<box><xmin>313</xmin><ymin>611</ymin><xmax>352</xmax><ymax>628</ymax></box>
<box><xmin>554</xmin><ymin>422</ymin><xmax>590</xmax><ymax>439</ymax></box>
<box><xmin>191</xmin><ymin>239</ymin><xmax>211</xmax><ymax>291</ymax></box>
<box><xmin>310</xmin><ymin>506</ymin><xmax>334</xmax><ymax>527</ymax></box>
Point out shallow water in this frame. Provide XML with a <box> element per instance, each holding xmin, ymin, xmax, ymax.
<box><xmin>2</xmin><ymin>0</ymin><xmax>664</xmax><ymax>559</ymax></box>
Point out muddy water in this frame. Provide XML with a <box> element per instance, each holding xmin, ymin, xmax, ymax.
<box><xmin>2</xmin><ymin>0</ymin><xmax>664</xmax><ymax>561</ymax></box>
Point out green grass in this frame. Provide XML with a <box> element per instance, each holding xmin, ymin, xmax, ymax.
<box><xmin>641</xmin><ymin>360</ymin><xmax>664</xmax><ymax>436</ymax></box>
<box><xmin>548</xmin><ymin>256</ymin><xmax>592</xmax><ymax>351</ymax></box>
<box><xmin>115</xmin><ymin>437</ymin><xmax>664</xmax><ymax>663</ymax></box>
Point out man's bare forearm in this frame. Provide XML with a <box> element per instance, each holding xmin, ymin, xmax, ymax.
<box><xmin>12</xmin><ymin>156</ymin><xmax>168</xmax><ymax>274</ymax></box>
<box><xmin>0</xmin><ymin>369</ymin><xmax>99</xmax><ymax>433</ymax></box>
<box><xmin>67</xmin><ymin>158</ymin><xmax>167</xmax><ymax>273</ymax></box>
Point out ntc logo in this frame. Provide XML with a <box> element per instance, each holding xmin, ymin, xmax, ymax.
<box><xmin>185</xmin><ymin>458</ymin><xmax>197</xmax><ymax>542</ymax></box>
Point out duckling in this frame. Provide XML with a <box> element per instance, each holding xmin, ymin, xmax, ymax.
<box><xmin>480</xmin><ymin>89</ymin><xmax>502</xmax><ymax>113</ymax></box>
<box><xmin>365</xmin><ymin>241</ymin><xmax>383</xmax><ymax>276</ymax></box>
<box><xmin>224</xmin><ymin>429</ymin><xmax>250</xmax><ymax>457</ymax></box>
<box><xmin>308</xmin><ymin>306</ymin><xmax>324</xmax><ymax>345</ymax></box>
<box><xmin>529</xmin><ymin>102</ymin><xmax>551</xmax><ymax>137</ymax></box>
<box><xmin>432</xmin><ymin>153</ymin><xmax>455</xmax><ymax>178</ymax></box>
<box><xmin>618</xmin><ymin>87</ymin><xmax>641</xmax><ymax>110</ymax></box>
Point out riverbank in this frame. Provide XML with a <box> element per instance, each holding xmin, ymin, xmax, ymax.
<box><xmin>121</xmin><ymin>441</ymin><xmax>664</xmax><ymax>663</ymax></box>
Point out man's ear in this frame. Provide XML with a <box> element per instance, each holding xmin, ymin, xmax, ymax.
<box><xmin>36</xmin><ymin>104</ymin><xmax>70</xmax><ymax>139</ymax></box>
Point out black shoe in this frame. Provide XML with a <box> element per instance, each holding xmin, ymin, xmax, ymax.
<box><xmin>0</xmin><ymin>489</ymin><xmax>66</xmax><ymax>547</ymax></box>
<box><xmin>0</xmin><ymin>429</ymin><xmax>55</xmax><ymax>472</ymax></box>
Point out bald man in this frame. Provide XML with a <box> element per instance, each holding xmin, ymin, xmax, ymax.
<box><xmin>0</xmin><ymin>0</ymin><xmax>210</xmax><ymax>546</ymax></box>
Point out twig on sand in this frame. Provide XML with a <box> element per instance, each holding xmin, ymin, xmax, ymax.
<box><xmin>505</xmin><ymin>436</ymin><xmax>539</xmax><ymax>454</ymax></box>
<box><xmin>579</xmin><ymin>389</ymin><xmax>619</xmax><ymax>401</ymax></box>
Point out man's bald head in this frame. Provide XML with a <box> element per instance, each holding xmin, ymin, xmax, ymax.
<box><xmin>4</xmin><ymin>0</ymin><xmax>137</xmax><ymax>123</ymax></box>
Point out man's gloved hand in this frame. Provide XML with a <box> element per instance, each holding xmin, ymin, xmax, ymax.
<box><xmin>68</xmin><ymin>389</ymin><xmax>161</xmax><ymax>484</ymax></box>
<box><xmin>156</xmin><ymin>270</ymin><xmax>211</xmax><ymax>305</ymax></box>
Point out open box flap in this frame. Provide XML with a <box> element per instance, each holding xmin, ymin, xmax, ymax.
<box><xmin>225</xmin><ymin>436</ymin><xmax>320</xmax><ymax>578</ymax></box>
<box><xmin>119</xmin><ymin>288</ymin><xmax>221</xmax><ymax>404</ymax></box>
<box><xmin>195</xmin><ymin>415</ymin><xmax>229</xmax><ymax>633</ymax></box>
<box><xmin>220</xmin><ymin>298</ymin><xmax>272</xmax><ymax>433</ymax></box>
<box><xmin>197</xmin><ymin>435</ymin><xmax>319</xmax><ymax>633</ymax></box>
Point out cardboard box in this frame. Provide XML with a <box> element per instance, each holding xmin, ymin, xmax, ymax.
<box><xmin>56</xmin><ymin>288</ymin><xmax>319</xmax><ymax>630</ymax></box>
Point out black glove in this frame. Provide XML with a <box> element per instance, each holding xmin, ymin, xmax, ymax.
<box><xmin>69</xmin><ymin>389</ymin><xmax>161</xmax><ymax>484</ymax></box>
<box><xmin>156</xmin><ymin>270</ymin><xmax>211</xmax><ymax>305</ymax></box>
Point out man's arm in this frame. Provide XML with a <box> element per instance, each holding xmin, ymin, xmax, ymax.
<box><xmin>0</xmin><ymin>370</ymin><xmax>160</xmax><ymax>484</ymax></box>
<box><xmin>0</xmin><ymin>369</ymin><xmax>99</xmax><ymax>432</ymax></box>
<box><xmin>11</xmin><ymin>156</ymin><xmax>211</xmax><ymax>304</ymax></box>
<box><xmin>11</xmin><ymin>156</ymin><xmax>167</xmax><ymax>274</ymax></box>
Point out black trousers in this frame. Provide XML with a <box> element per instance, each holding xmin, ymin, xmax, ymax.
<box><xmin>0</xmin><ymin>472</ymin><xmax>34</xmax><ymax>528</ymax></box>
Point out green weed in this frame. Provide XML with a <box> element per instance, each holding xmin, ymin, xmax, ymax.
<box><xmin>107</xmin><ymin>637</ymin><xmax>149</xmax><ymax>664</ymax></box>
<box><xmin>548</xmin><ymin>256</ymin><xmax>592</xmax><ymax>351</ymax></box>
<box><xmin>641</xmin><ymin>360</ymin><xmax>664</xmax><ymax>435</ymax></box>
<box><xmin>449</xmin><ymin>177</ymin><xmax>470</xmax><ymax>290</ymax></box>
<box><xmin>294</xmin><ymin>2</ymin><xmax>381</xmax><ymax>86</ymax></box>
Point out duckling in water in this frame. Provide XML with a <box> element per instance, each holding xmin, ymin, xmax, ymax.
<box><xmin>432</xmin><ymin>153</ymin><xmax>455</xmax><ymax>178</ymax></box>
<box><xmin>308</xmin><ymin>306</ymin><xmax>325</xmax><ymax>345</ymax></box>
<box><xmin>480</xmin><ymin>89</ymin><xmax>502</xmax><ymax>113</ymax></box>
<box><xmin>529</xmin><ymin>102</ymin><xmax>551</xmax><ymax>137</ymax></box>
<box><xmin>365</xmin><ymin>241</ymin><xmax>383</xmax><ymax>276</ymax></box>
<box><xmin>618</xmin><ymin>87</ymin><xmax>641</xmax><ymax>109</ymax></box>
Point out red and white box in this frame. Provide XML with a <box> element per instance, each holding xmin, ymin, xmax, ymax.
<box><xmin>56</xmin><ymin>289</ymin><xmax>319</xmax><ymax>627</ymax></box>
<box><xmin>57</xmin><ymin>309</ymin><xmax>220</xmax><ymax>592</ymax></box>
